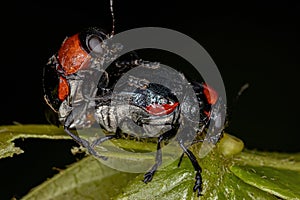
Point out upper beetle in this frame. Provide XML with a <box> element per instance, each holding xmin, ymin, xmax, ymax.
<box><xmin>43</xmin><ymin>27</ymin><xmax>225</xmax><ymax>197</ymax></box>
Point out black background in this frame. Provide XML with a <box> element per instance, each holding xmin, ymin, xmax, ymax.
<box><xmin>0</xmin><ymin>0</ymin><xmax>299</xmax><ymax>199</ymax></box>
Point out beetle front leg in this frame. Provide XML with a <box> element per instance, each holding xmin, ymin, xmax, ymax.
<box><xmin>64</xmin><ymin>112</ymin><xmax>108</xmax><ymax>160</ymax></box>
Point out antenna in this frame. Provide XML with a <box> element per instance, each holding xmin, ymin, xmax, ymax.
<box><xmin>110</xmin><ymin>0</ymin><xmax>115</xmax><ymax>37</ymax></box>
<box><xmin>224</xmin><ymin>82</ymin><xmax>250</xmax><ymax>129</ymax></box>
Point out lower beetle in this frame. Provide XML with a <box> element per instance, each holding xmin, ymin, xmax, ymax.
<box><xmin>43</xmin><ymin>27</ymin><xmax>225</xmax><ymax>197</ymax></box>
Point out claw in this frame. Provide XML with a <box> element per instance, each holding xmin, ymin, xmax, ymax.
<box><xmin>143</xmin><ymin>171</ymin><xmax>154</xmax><ymax>183</ymax></box>
<box><xmin>193</xmin><ymin>184</ymin><xmax>203</xmax><ymax>197</ymax></box>
<box><xmin>143</xmin><ymin>160</ymin><xmax>159</xmax><ymax>184</ymax></box>
<box><xmin>193</xmin><ymin>171</ymin><xmax>203</xmax><ymax>197</ymax></box>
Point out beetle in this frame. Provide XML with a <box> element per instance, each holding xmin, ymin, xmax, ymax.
<box><xmin>43</xmin><ymin>26</ymin><xmax>225</xmax><ymax>197</ymax></box>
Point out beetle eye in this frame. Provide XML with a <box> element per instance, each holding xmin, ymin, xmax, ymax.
<box><xmin>79</xmin><ymin>27</ymin><xmax>108</xmax><ymax>56</ymax></box>
<box><xmin>87</xmin><ymin>35</ymin><xmax>103</xmax><ymax>54</ymax></box>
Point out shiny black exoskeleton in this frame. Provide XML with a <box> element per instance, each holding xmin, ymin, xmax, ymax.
<box><xmin>43</xmin><ymin>27</ymin><xmax>225</xmax><ymax>197</ymax></box>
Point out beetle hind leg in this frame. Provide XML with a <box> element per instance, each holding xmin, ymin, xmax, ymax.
<box><xmin>178</xmin><ymin>141</ymin><xmax>203</xmax><ymax>197</ymax></box>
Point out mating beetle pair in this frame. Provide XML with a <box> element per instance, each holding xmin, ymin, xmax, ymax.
<box><xmin>43</xmin><ymin>27</ymin><xmax>225</xmax><ymax>197</ymax></box>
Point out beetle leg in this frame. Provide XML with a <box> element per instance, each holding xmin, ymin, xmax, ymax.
<box><xmin>177</xmin><ymin>153</ymin><xmax>185</xmax><ymax>167</ymax></box>
<box><xmin>91</xmin><ymin>127</ymin><xmax>122</xmax><ymax>147</ymax></box>
<box><xmin>64</xmin><ymin>112</ymin><xmax>108</xmax><ymax>160</ymax></box>
<box><xmin>178</xmin><ymin>140</ymin><xmax>203</xmax><ymax>197</ymax></box>
<box><xmin>63</xmin><ymin>112</ymin><xmax>86</xmax><ymax>146</ymax></box>
<box><xmin>144</xmin><ymin>127</ymin><xmax>177</xmax><ymax>183</ymax></box>
<box><xmin>63</xmin><ymin>125</ymin><xmax>108</xmax><ymax>160</ymax></box>
<box><xmin>91</xmin><ymin>135</ymin><xmax>115</xmax><ymax>146</ymax></box>
<box><xmin>143</xmin><ymin>135</ymin><xmax>163</xmax><ymax>183</ymax></box>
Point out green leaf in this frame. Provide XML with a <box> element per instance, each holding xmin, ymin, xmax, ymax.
<box><xmin>21</xmin><ymin>156</ymin><xmax>138</xmax><ymax>200</ymax></box>
<box><xmin>0</xmin><ymin>124</ymin><xmax>68</xmax><ymax>159</ymax></box>
<box><xmin>231</xmin><ymin>150</ymin><xmax>300</xmax><ymax>199</ymax></box>
<box><xmin>1</xmin><ymin>125</ymin><xmax>300</xmax><ymax>199</ymax></box>
<box><xmin>115</xmin><ymin>159</ymin><xmax>276</xmax><ymax>200</ymax></box>
<box><xmin>113</xmin><ymin>135</ymin><xmax>300</xmax><ymax>199</ymax></box>
<box><xmin>233</xmin><ymin>150</ymin><xmax>300</xmax><ymax>171</ymax></box>
<box><xmin>230</xmin><ymin>165</ymin><xmax>300</xmax><ymax>200</ymax></box>
<box><xmin>114</xmin><ymin>141</ymin><xmax>278</xmax><ymax>200</ymax></box>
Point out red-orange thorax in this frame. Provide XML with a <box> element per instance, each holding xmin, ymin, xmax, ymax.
<box><xmin>58</xmin><ymin>33</ymin><xmax>91</xmax><ymax>75</ymax></box>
